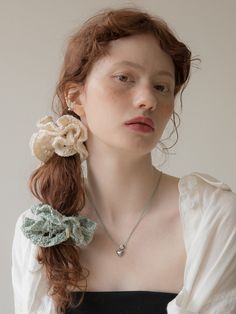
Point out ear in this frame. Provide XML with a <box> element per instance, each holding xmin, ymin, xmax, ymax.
<box><xmin>64</xmin><ymin>83</ymin><xmax>86</xmax><ymax>117</ymax></box>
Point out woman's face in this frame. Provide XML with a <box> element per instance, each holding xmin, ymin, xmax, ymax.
<box><xmin>75</xmin><ymin>33</ymin><xmax>175</xmax><ymax>156</ymax></box>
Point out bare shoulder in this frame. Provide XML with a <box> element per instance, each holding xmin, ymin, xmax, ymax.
<box><xmin>154</xmin><ymin>172</ymin><xmax>180</xmax><ymax>220</ymax></box>
<box><xmin>159</xmin><ymin>172</ymin><xmax>180</xmax><ymax>202</ymax></box>
<box><xmin>161</xmin><ymin>172</ymin><xmax>180</xmax><ymax>190</ymax></box>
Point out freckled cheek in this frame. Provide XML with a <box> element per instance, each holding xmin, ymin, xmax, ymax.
<box><xmin>84</xmin><ymin>86</ymin><xmax>126</xmax><ymax>125</ymax></box>
<box><xmin>89</xmin><ymin>80</ymin><xmax>123</xmax><ymax>104</ymax></box>
<box><xmin>155</xmin><ymin>103</ymin><xmax>174</xmax><ymax>133</ymax></box>
<box><xmin>101</xmin><ymin>87</ymin><xmax>129</xmax><ymax>108</ymax></box>
<box><xmin>158</xmin><ymin>102</ymin><xmax>174</xmax><ymax>119</ymax></box>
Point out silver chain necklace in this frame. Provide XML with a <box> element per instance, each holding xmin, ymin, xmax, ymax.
<box><xmin>85</xmin><ymin>171</ymin><xmax>162</xmax><ymax>257</ymax></box>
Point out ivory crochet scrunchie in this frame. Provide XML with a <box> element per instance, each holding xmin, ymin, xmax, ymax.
<box><xmin>29</xmin><ymin>115</ymin><xmax>88</xmax><ymax>163</ymax></box>
<box><xmin>21</xmin><ymin>203</ymin><xmax>97</xmax><ymax>247</ymax></box>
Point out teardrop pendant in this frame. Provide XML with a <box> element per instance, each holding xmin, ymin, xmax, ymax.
<box><xmin>116</xmin><ymin>244</ymin><xmax>126</xmax><ymax>257</ymax></box>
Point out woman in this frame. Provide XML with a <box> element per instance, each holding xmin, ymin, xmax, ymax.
<box><xmin>12</xmin><ymin>7</ymin><xmax>236</xmax><ymax>314</ymax></box>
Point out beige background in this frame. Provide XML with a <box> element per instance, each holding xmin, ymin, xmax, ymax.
<box><xmin>1</xmin><ymin>0</ymin><xmax>235</xmax><ymax>312</ymax></box>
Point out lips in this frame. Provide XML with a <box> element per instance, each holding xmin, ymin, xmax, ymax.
<box><xmin>124</xmin><ymin>116</ymin><xmax>154</xmax><ymax>130</ymax></box>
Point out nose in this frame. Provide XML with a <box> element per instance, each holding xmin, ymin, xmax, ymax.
<box><xmin>133</xmin><ymin>85</ymin><xmax>157</xmax><ymax>111</ymax></box>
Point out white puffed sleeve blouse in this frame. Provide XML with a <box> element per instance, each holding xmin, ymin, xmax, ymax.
<box><xmin>12</xmin><ymin>173</ymin><xmax>236</xmax><ymax>313</ymax></box>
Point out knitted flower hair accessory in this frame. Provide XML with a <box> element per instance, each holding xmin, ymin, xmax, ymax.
<box><xmin>30</xmin><ymin>115</ymin><xmax>88</xmax><ymax>163</ymax></box>
<box><xmin>21</xmin><ymin>203</ymin><xmax>97</xmax><ymax>247</ymax></box>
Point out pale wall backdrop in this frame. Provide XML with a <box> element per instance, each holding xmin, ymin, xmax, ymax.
<box><xmin>1</xmin><ymin>0</ymin><xmax>235</xmax><ymax>312</ymax></box>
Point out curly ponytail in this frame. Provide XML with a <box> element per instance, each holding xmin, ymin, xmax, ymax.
<box><xmin>28</xmin><ymin>154</ymin><xmax>89</xmax><ymax>312</ymax></box>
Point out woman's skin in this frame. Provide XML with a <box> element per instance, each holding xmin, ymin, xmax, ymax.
<box><xmin>68</xmin><ymin>33</ymin><xmax>186</xmax><ymax>293</ymax></box>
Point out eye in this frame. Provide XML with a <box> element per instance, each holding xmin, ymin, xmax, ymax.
<box><xmin>117</xmin><ymin>74</ymin><xmax>128</xmax><ymax>82</ymax></box>
<box><xmin>154</xmin><ymin>84</ymin><xmax>169</xmax><ymax>93</ymax></box>
<box><xmin>114</xmin><ymin>74</ymin><xmax>133</xmax><ymax>83</ymax></box>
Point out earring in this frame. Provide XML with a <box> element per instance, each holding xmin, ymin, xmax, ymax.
<box><xmin>66</xmin><ymin>98</ymin><xmax>75</xmax><ymax>111</ymax></box>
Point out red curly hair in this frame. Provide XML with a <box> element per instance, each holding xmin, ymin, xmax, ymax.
<box><xmin>29</xmin><ymin>7</ymin><xmax>195</xmax><ymax>313</ymax></box>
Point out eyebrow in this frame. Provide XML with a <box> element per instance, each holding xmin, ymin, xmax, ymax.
<box><xmin>113</xmin><ymin>61</ymin><xmax>175</xmax><ymax>80</ymax></box>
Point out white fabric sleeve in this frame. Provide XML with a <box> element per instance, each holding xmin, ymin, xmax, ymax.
<box><xmin>167</xmin><ymin>172</ymin><xmax>236</xmax><ymax>314</ymax></box>
<box><xmin>12</xmin><ymin>209</ymin><xmax>56</xmax><ymax>314</ymax></box>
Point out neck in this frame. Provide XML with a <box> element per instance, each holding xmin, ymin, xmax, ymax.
<box><xmin>84</xmin><ymin>152</ymin><xmax>161</xmax><ymax>227</ymax></box>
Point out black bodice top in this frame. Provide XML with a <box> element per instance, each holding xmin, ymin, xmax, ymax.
<box><xmin>65</xmin><ymin>290</ymin><xmax>178</xmax><ymax>314</ymax></box>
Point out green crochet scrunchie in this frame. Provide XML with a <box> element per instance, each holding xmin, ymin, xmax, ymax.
<box><xmin>21</xmin><ymin>203</ymin><xmax>97</xmax><ymax>247</ymax></box>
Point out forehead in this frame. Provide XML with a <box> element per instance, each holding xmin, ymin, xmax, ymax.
<box><xmin>92</xmin><ymin>33</ymin><xmax>175</xmax><ymax>77</ymax></box>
